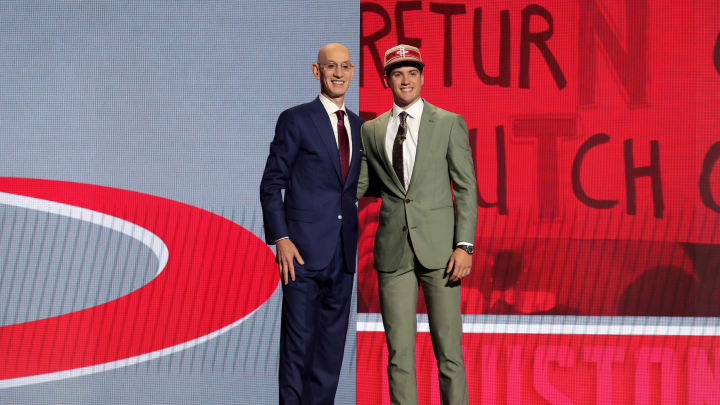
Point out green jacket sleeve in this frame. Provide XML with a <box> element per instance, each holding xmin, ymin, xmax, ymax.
<box><xmin>446</xmin><ymin>114</ymin><xmax>478</xmax><ymax>245</ymax></box>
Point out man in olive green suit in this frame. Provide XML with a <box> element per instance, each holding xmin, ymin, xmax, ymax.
<box><xmin>358</xmin><ymin>45</ymin><xmax>477</xmax><ymax>405</ymax></box>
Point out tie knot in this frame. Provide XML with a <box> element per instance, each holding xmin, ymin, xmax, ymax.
<box><xmin>398</xmin><ymin>111</ymin><xmax>408</xmax><ymax>126</ymax></box>
<box><xmin>335</xmin><ymin>110</ymin><xmax>345</xmax><ymax>120</ymax></box>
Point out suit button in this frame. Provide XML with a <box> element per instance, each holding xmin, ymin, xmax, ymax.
<box><xmin>338</xmin><ymin>215</ymin><xmax>342</xmax><ymax>220</ymax></box>
<box><xmin>402</xmin><ymin>226</ymin><xmax>407</xmax><ymax>231</ymax></box>
<box><xmin>404</xmin><ymin>199</ymin><xmax>412</xmax><ymax>204</ymax></box>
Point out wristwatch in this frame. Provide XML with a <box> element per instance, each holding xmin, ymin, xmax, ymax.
<box><xmin>456</xmin><ymin>244</ymin><xmax>474</xmax><ymax>255</ymax></box>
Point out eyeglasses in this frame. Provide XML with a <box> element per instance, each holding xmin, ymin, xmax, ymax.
<box><xmin>319</xmin><ymin>62</ymin><xmax>353</xmax><ymax>72</ymax></box>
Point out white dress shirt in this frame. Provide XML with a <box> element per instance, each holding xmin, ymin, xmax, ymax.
<box><xmin>384</xmin><ymin>99</ymin><xmax>424</xmax><ymax>189</ymax></box>
<box><xmin>319</xmin><ymin>94</ymin><xmax>352</xmax><ymax>162</ymax></box>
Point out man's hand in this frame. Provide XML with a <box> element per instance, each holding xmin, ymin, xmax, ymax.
<box><xmin>276</xmin><ymin>238</ymin><xmax>304</xmax><ymax>285</ymax></box>
<box><xmin>446</xmin><ymin>248</ymin><xmax>472</xmax><ymax>282</ymax></box>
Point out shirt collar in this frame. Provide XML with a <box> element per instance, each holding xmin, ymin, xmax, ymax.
<box><xmin>319</xmin><ymin>94</ymin><xmax>346</xmax><ymax>116</ymax></box>
<box><xmin>392</xmin><ymin>98</ymin><xmax>424</xmax><ymax>121</ymax></box>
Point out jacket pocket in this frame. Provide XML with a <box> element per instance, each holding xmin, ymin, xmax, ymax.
<box><xmin>286</xmin><ymin>208</ymin><xmax>314</xmax><ymax>223</ymax></box>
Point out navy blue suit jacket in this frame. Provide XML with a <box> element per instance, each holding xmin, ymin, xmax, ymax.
<box><xmin>260</xmin><ymin>97</ymin><xmax>362</xmax><ymax>272</ymax></box>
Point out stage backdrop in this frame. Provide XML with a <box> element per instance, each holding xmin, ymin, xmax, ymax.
<box><xmin>0</xmin><ymin>2</ymin><xmax>358</xmax><ymax>404</ymax></box>
<box><xmin>357</xmin><ymin>0</ymin><xmax>720</xmax><ymax>404</ymax></box>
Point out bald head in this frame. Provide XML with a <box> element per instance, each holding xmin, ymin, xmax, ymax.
<box><xmin>317</xmin><ymin>43</ymin><xmax>350</xmax><ymax>64</ymax></box>
<box><xmin>312</xmin><ymin>43</ymin><xmax>354</xmax><ymax>108</ymax></box>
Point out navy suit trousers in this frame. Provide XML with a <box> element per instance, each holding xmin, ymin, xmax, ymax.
<box><xmin>278</xmin><ymin>237</ymin><xmax>353</xmax><ymax>405</ymax></box>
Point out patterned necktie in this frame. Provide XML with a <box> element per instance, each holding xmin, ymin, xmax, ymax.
<box><xmin>335</xmin><ymin>110</ymin><xmax>350</xmax><ymax>183</ymax></box>
<box><xmin>392</xmin><ymin>111</ymin><xmax>408</xmax><ymax>187</ymax></box>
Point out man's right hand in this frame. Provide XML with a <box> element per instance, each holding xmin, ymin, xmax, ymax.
<box><xmin>276</xmin><ymin>238</ymin><xmax>304</xmax><ymax>285</ymax></box>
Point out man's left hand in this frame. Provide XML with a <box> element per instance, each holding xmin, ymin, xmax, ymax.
<box><xmin>446</xmin><ymin>248</ymin><xmax>472</xmax><ymax>282</ymax></box>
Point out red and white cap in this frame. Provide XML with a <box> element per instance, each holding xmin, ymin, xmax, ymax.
<box><xmin>383</xmin><ymin>44</ymin><xmax>424</xmax><ymax>72</ymax></box>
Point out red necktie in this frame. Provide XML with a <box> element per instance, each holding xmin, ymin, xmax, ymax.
<box><xmin>335</xmin><ymin>110</ymin><xmax>350</xmax><ymax>183</ymax></box>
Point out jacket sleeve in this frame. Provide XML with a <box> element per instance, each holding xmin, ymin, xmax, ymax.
<box><xmin>446</xmin><ymin>114</ymin><xmax>478</xmax><ymax>245</ymax></box>
<box><xmin>357</xmin><ymin>122</ymin><xmax>381</xmax><ymax>199</ymax></box>
<box><xmin>259</xmin><ymin>109</ymin><xmax>300</xmax><ymax>244</ymax></box>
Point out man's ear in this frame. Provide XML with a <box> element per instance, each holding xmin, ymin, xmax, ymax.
<box><xmin>312</xmin><ymin>64</ymin><xmax>320</xmax><ymax>80</ymax></box>
<box><xmin>383</xmin><ymin>74</ymin><xmax>389</xmax><ymax>89</ymax></box>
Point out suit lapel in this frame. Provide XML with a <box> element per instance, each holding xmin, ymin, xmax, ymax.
<box><xmin>308</xmin><ymin>97</ymin><xmax>342</xmax><ymax>183</ymax></box>
<box><xmin>343</xmin><ymin>111</ymin><xmax>362</xmax><ymax>190</ymax></box>
<box><xmin>406</xmin><ymin>101</ymin><xmax>436</xmax><ymax>194</ymax></box>
<box><xmin>373</xmin><ymin>110</ymin><xmax>405</xmax><ymax>194</ymax></box>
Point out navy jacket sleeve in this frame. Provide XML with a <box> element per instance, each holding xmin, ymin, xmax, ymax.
<box><xmin>259</xmin><ymin>109</ymin><xmax>299</xmax><ymax>244</ymax></box>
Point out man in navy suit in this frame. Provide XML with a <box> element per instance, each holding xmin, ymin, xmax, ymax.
<box><xmin>260</xmin><ymin>43</ymin><xmax>362</xmax><ymax>404</ymax></box>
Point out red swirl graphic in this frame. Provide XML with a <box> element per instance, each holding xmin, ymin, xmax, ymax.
<box><xmin>0</xmin><ymin>177</ymin><xmax>277</xmax><ymax>383</ymax></box>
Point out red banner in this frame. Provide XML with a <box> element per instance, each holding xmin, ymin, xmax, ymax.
<box><xmin>358</xmin><ymin>1</ymin><xmax>720</xmax><ymax>403</ymax></box>
<box><xmin>359</xmin><ymin>332</ymin><xmax>720</xmax><ymax>404</ymax></box>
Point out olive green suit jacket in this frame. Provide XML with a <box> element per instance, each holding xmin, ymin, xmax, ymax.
<box><xmin>358</xmin><ymin>101</ymin><xmax>478</xmax><ymax>271</ymax></box>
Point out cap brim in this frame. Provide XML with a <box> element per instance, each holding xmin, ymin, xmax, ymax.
<box><xmin>384</xmin><ymin>59</ymin><xmax>425</xmax><ymax>73</ymax></box>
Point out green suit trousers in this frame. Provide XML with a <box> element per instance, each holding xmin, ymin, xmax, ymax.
<box><xmin>377</xmin><ymin>236</ymin><xmax>469</xmax><ymax>405</ymax></box>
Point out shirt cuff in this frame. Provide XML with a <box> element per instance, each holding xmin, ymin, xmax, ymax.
<box><xmin>456</xmin><ymin>242</ymin><xmax>473</xmax><ymax>247</ymax></box>
<box><xmin>272</xmin><ymin>236</ymin><xmax>289</xmax><ymax>244</ymax></box>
